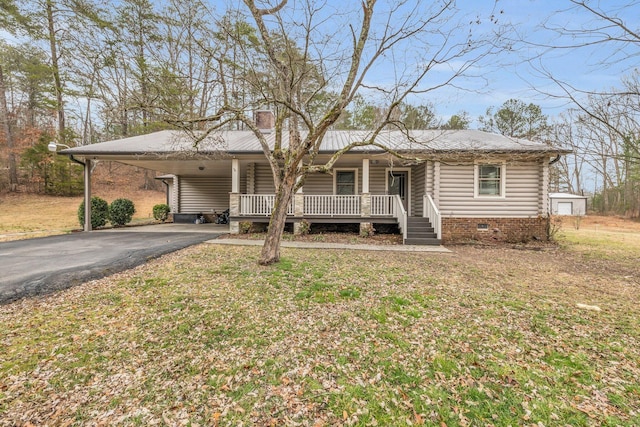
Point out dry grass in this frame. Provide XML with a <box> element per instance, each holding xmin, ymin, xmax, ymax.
<box><xmin>0</xmin><ymin>215</ymin><xmax>639</xmax><ymax>426</ymax></box>
<box><xmin>0</xmin><ymin>190</ymin><xmax>165</xmax><ymax>241</ymax></box>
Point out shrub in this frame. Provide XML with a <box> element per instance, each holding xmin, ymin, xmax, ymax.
<box><xmin>239</xmin><ymin>221</ymin><xmax>252</xmax><ymax>234</ymax></box>
<box><xmin>78</xmin><ymin>196</ymin><xmax>109</xmax><ymax>228</ymax></box>
<box><xmin>297</xmin><ymin>219</ymin><xmax>311</xmax><ymax>235</ymax></box>
<box><xmin>153</xmin><ymin>204</ymin><xmax>170</xmax><ymax>222</ymax></box>
<box><xmin>109</xmin><ymin>198</ymin><xmax>136</xmax><ymax>226</ymax></box>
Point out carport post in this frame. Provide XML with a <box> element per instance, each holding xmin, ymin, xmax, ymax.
<box><xmin>84</xmin><ymin>159</ymin><xmax>92</xmax><ymax>231</ymax></box>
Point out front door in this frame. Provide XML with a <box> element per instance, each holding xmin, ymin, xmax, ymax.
<box><xmin>388</xmin><ymin>170</ymin><xmax>409</xmax><ymax>211</ymax></box>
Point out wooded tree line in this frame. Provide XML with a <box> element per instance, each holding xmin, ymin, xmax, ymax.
<box><xmin>0</xmin><ymin>0</ymin><xmax>638</xmax><ymax>218</ymax></box>
<box><xmin>0</xmin><ymin>0</ymin><xmax>472</xmax><ymax>196</ymax></box>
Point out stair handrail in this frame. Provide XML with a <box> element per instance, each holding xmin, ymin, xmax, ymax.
<box><xmin>424</xmin><ymin>194</ymin><xmax>441</xmax><ymax>240</ymax></box>
<box><xmin>392</xmin><ymin>194</ymin><xmax>408</xmax><ymax>241</ymax></box>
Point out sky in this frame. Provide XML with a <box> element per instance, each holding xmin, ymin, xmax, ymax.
<box><xmin>422</xmin><ymin>0</ymin><xmax>639</xmax><ymax>125</ymax></box>
<box><xmin>242</xmin><ymin>0</ymin><xmax>638</xmax><ymax>127</ymax></box>
<box><xmin>3</xmin><ymin>0</ymin><xmax>637</xmax><ymax>128</ymax></box>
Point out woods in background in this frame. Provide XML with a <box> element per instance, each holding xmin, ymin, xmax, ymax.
<box><xmin>0</xmin><ymin>0</ymin><xmax>638</xmax><ymax>217</ymax></box>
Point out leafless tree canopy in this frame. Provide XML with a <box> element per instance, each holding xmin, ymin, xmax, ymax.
<box><xmin>157</xmin><ymin>0</ymin><xmax>506</xmax><ymax>264</ymax></box>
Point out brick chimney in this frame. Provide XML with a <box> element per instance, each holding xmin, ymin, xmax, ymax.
<box><xmin>254</xmin><ymin>110</ymin><xmax>275</xmax><ymax>133</ymax></box>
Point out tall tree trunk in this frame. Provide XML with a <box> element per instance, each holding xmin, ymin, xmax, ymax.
<box><xmin>46</xmin><ymin>0</ymin><xmax>65</xmax><ymax>142</ymax></box>
<box><xmin>0</xmin><ymin>65</ymin><xmax>18</xmax><ymax>191</ymax></box>
<box><xmin>259</xmin><ymin>173</ymin><xmax>296</xmax><ymax>265</ymax></box>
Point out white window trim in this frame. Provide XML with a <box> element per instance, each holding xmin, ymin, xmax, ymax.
<box><xmin>385</xmin><ymin>167</ymin><xmax>412</xmax><ymax>213</ymax></box>
<box><xmin>474</xmin><ymin>161</ymin><xmax>506</xmax><ymax>199</ymax></box>
<box><xmin>333</xmin><ymin>168</ymin><xmax>359</xmax><ymax>195</ymax></box>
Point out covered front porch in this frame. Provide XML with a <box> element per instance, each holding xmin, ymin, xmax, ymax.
<box><xmin>231</xmin><ymin>192</ymin><xmax>442</xmax><ymax>245</ymax></box>
<box><xmin>223</xmin><ymin>158</ymin><xmax>442</xmax><ymax>244</ymax></box>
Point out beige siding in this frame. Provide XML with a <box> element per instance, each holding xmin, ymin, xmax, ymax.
<box><xmin>254</xmin><ymin>164</ymin><xmax>276</xmax><ymax>194</ymax></box>
<box><xmin>178</xmin><ymin>177</ymin><xmax>237</xmax><ymax>213</ymax></box>
<box><xmin>304</xmin><ymin>173</ymin><xmax>333</xmax><ymax>195</ymax></box>
<box><xmin>412</xmin><ymin>164</ymin><xmax>426</xmax><ymax>217</ymax></box>
<box><xmin>369</xmin><ymin>167</ymin><xmax>386</xmax><ymax>194</ymax></box>
<box><xmin>439</xmin><ymin>162</ymin><xmax>541</xmax><ymax>217</ymax></box>
<box><xmin>426</xmin><ymin>161</ymin><xmax>434</xmax><ymax>195</ymax></box>
<box><xmin>303</xmin><ymin>166</ymin><xmax>362</xmax><ymax>196</ymax></box>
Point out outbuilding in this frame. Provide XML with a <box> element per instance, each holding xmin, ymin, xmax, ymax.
<box><xmin>549</xmin><ymin>192</ymin><xmax>588</xmax><ymax>216</ymax></box>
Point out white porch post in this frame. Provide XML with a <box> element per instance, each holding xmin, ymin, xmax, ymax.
<box><xmin>541</xmin><ymin>159</ymin><xmax>549</xmax><ymax>216</ymax></box>
<box><xmin>84</xmin><ymin>159</ymin><xmax>92</xmax><ymax>232</ymax></box>
<box><xmin>231</xmin><ymin>158</ymin><xmax>240</xmax><ymax>193</ymax></box>
<box><xmin>230</xmin><ymin>158</ymin><xmax>240</xmax><ymax>233</ymax></box>
<box><xmin>362</xmin><ymin>158</ymin><xmax>370</xmax><ymax>194</ymax></box>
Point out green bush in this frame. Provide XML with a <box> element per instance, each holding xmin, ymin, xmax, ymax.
<box><xmin>153</xmin><ymin>204</ymin><xmax>170</xmax><ymax>222</ymax></box>
<box><xmin>109</xmin><ymin>198</ymin><xmax>136</xmax><ymax>226</ymax></box>
<box><xmin>78</xmin><ymin>196</ymin><xmax>109</xmax><ymax>228</ymax></box>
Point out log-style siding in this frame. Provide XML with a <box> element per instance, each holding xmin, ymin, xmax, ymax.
<box><xmin>176</xmin><ymin>158</ymin><xmax>544</xmax><ymax>219</ymax></box>
<box><xmin>178</xmin><ymin>177</ymin><xmax>245</xmax><ymax>213</ymax></box>
<box><xmin>425</xmin><ymin>161</ymin><xmax>434</xmax><ymax>196</ymax></box>
<box><xmin>369</xmin><ymin>167</ymin><xmax>386</xmax><ymax>195</ymax></box>
<box><xmin>252</xmin><ymin>162</ymin><xmax>394</xmax><ymax>196</ymax></box>
<box><xmin>411</xmin><ymin>164</ymin><xmax>426</xmax><ymax>217</ymax></box>
<box><xmin>254</xmin><ymin>164</ymin><xmax>276</xmax><ymax>194</ymax></box>
<box><xmin>438</xmin><ymin>161</ymin><xmax>541</xmax><ymax>217</ymax></box>
<box><xmin>304</xmin><ymin>173</ymin><xmax>336</xmax><ymax>195</ymax></box>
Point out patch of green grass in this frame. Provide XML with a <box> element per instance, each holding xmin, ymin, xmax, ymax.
<box><xmin>338</xmin><ymin>286</ymin><xmax>361</xmax><ymax>299</ymax></box>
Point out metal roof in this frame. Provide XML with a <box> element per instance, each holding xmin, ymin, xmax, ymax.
<box><xmin>60</xmin><ymin>129</ymin><xmax>567</xmax><ymax>157</ymax></box>
<box><xmin>549</xmin><ymin>192</ymin><xmax>588</xmax><ymax>199</ymax></box>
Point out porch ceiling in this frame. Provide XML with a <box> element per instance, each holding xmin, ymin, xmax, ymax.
<box><xmin>90</xmin><ymin>157</ymin><xmax>235</xmax><ymax>177</ymax></box>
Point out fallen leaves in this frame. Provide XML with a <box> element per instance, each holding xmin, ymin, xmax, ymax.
<box><xmin>0</xmin><ymin>243</ymin><xmax>639</xmax><ymax>426</ymax></box>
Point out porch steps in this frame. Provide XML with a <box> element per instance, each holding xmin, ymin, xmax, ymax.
<box><xmin>404</xmin><ymin>217</ymin><xmax>442</xmax><ymax>246</ymax></box>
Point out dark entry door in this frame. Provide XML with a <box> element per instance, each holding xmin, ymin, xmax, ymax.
<box><xmin>388</xmin><ymin>171</ymin><xmax>408</xmax><ymax>211</ymax></box>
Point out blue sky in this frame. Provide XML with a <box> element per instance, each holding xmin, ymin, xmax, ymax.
<box><xmin>262</xmin><ymin>0</ymin><xmax>638</xmax><ymax>126</ymax></box>
<box><xmin>426</xmin><ymin>0</ymin><xmax>639</xmax><ymax>124</ymax></box>
<box><xmin>4</xmin><ymin>0</ymin><xmax>637</xmax><ymax>127</ymax></box>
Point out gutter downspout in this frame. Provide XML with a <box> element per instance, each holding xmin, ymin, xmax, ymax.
<box><xmin>545</xmin><ymin>154</ymin><xmax>562</xmax><ymax>218</ymax></box>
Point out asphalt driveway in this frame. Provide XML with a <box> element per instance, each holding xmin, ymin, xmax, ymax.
<box><xmin>0</xmin><ymin>226</ymin><xmax>223</xmax><ymax>305</ymax></box>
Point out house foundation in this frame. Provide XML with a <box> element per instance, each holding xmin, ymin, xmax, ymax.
<box><xmin>441</xmin><ymin>217</ymin><xmax>549</xmax><ymax>243</ymax></box>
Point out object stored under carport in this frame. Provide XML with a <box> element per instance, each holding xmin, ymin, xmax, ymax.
<box><xmin>215</xmin><ymin>209</ymin><xmax>229</xmax><ymax>224</ymax></box>
<box><xmin>173</xmin><ymin>213</ymin><xmax>198</xmax><ymax>223</ymax></box>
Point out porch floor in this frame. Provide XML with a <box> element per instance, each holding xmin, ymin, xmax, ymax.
<box><xmin>231</xmin><ymin>215</ymin><xmax>398</xmax><ymax>224</ymax></box>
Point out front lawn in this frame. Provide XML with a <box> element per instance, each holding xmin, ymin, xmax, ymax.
<box><xmin>1</xmin><ymin>228</ymin><xmax>639</xmax><ymax>425</ymax></box>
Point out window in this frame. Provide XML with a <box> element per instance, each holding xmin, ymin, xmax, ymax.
<box><xmin>334</xmin><ymin>169</ymin><xmax>357</xmax><ymax>195</ymax></box>
<box><xmin>475</xmin><ymin>163</ymin><xmax>505</xmax><ymax>197</ymax></box>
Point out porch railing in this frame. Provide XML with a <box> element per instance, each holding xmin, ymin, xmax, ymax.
<box><xmin>239</xmin><ymin>194</ymin><xmax>400</xmax><ymax>219</ymax></box>
<box><xmin>371</xmin><ymin>195</ymin><xmax>394</xmax><ymax>216</ymax></box>
<box><xmin>240</xmin><ymin>194</ymin><xmax>294</xmax><ymax>216</ymax></box>
<box><xmin>424</xmin><ymin>194</ymin><xmax>441</xmax><ymax>240</ymax></box>
<box><xmin>304</xmin><ymin>195</ymin><xmax>360</xmax><ymax>216</ymax></box>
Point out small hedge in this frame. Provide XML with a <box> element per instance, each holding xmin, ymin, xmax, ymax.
<box><xmin>109</xmin><ymin>198</ymin><xmax>136</xmax><ymax>226</ymax></box>
<box><xmin>78</xmin><ymin>196</ymin><xmax>109</xmax><ymax>229</ymax></box>
<box><xmin>153</xmin><ymin>204</ymin><xmax>170</xmax><ymax>222</ymax></box>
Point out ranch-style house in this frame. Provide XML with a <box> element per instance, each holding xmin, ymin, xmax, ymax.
<box><xmin>59</xmin><ymin>120</ymin><xmax>568</xmax><ymax>245</ymax></box>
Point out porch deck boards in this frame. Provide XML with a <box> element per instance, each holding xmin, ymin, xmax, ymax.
<box><xmin>231</xmin><ymin>215</ymin><xmax>398</xmax><ymax>224</ymax></box>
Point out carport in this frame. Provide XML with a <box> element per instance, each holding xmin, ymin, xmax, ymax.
<box><xmin>48</xmin><ymin>131</ymin><xmax>241</xmax><ymax>232</ymax></box>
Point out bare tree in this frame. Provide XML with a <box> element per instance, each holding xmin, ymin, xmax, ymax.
<box><xmin>157</xmin><ymin>0</ymin><xmax>505</xmax><ymax>265</ymax></box>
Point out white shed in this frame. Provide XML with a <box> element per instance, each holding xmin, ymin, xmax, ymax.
<box><xmin>549</xmin><ymin>192</ymin><xmax>588</xmax><ymax>216</ymax></box>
